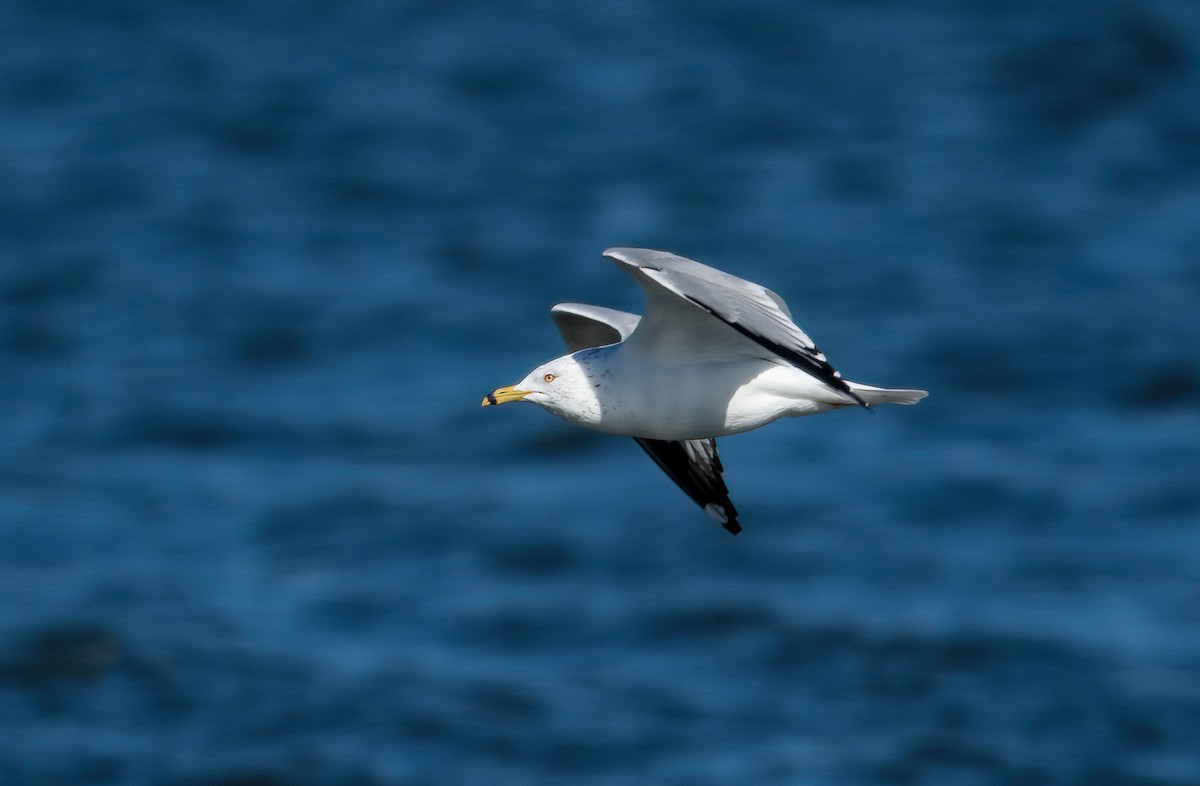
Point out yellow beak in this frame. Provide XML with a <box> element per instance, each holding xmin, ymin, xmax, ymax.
<box><xmin>482</xmin><ymin>385</ymin><xmax>532</xmax><ymax>407</ymax></box>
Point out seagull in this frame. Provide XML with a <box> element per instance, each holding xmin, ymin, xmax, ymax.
<box><xmin>483</xmin><ymin>248</ymin><xmax>926</xmax><ymax>534</ymax></box>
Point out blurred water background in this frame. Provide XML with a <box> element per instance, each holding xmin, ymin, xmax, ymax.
<box><xmin>3</xmin><ymin>1</ymin><xmax>1200</xmax><ymax>784</ymax></box>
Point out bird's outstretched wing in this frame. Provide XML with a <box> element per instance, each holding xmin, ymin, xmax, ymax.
<box><xmin>550</xmin><ymin>303</ymin><xmax>639</xmax><ymax>352</ymax></box>
<box><xmin>634</xmin><ymin>437</ymin><xmax>740</xmax><ymax>534</ymax></box>
<box><xmin>603</xmin><ymin>247</ymin><xmax>865</xmax><ymax>406</ymax></box>
<box><xmin>549</xmin><ymin>301</ymin><xmax>741</xmax><ymax>534</ymax></box>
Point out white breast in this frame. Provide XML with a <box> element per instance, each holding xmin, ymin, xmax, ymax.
<box><xmin>582</xmin><ymin>350</ymin><xmax>778</xmax><ymax>440</ymax></box>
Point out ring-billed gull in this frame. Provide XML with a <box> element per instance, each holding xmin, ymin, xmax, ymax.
<box><xmin>483</xmin><ymin>248</ymin><xmax>927</xmax><ymax>534</ymax></box>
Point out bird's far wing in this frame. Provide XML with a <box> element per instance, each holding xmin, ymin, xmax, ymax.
<box><xmin>635</xmin><ymin>437</ymin><xmax>741</xmax><ymax>535</ymax></box>
<box><xmin>550</xmin><ymin>303</ymin><xmax>641</xmax><ymax>352</ymax></box>
<box><xmin>603</xmin><ymin>247</ymin><xmax>864</xmax><ymax>406</ymax></box>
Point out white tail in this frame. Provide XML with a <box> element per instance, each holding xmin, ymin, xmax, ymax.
<box><xmin>846</xmin><ymin>382</ymin><xmax>928</xmax><ymax>406</ymax></box>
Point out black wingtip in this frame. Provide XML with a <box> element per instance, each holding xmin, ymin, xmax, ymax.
<box><xmin>724</xmin><ymin>520</ymin><xmax>742</xmax><ymax>536</ymax></box>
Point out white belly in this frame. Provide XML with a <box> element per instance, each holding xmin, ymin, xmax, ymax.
<box><xmin>722</xmin><ymin>364</ymin><xmax>849</xmax><ymax>433</ymax></box>
<box><xmin>586</xmin><ymin>357</ymin><xmax>846</xmax><ymax>440</ymax></box>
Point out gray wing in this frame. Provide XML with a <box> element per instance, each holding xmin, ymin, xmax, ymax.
<box><xmin>550</xmin><ymin>303</ymin><xmax>640</xmax><ymax>352</ymax></box>
<box><xmin>549</xmin><ymin>302</ymin><xmax>741</xmax><ymax>534</ymax></box>
<box><xmin>603</xmin><ymin>247</ymin><xmax>864</xmax><ymax>406</ymax></box>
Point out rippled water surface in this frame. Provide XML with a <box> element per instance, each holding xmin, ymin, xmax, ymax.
<box><xmin>3</xmin><ymin>2</ymin><xmax>1200</xmax><ymax>784</ymax></box>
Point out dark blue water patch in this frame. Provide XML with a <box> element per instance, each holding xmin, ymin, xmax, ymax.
<box><xmin>0</xmin><ymin>752</ymin><xmax>130</xmax><ymax>786</ymax></box>
<box><xmin>176</xmin><ymin>292</ymin><xmax>326</xmax><ymax>370</ymax></box>
<box><xmin>295</xmin><ymin>584</ymin><xmax>398</xmax><ymax>633</ymax></box>
<box><xmin>95</xmin><ymin>403</ymin><xmax>437</xmax><ymax>464</ymax></box>
<box><xmin>463</xmin><ymin>677</ymin><xmax>548</xmax><ymax>729</ymax></box>
<box><xmin>896</xmin><ymin>475</ymin><xmax>1060</xmax><ymax>529</ymax></box>
<box><xmin>104</xmin><ymin>409</ymin><xmax>311</xmax><ymax>452</ymax></box>
<box><xmin>0</xmin><ymin>61</ymin><xmax>83</xmax><ymax>108</ymax></box>
<box><xmin>994</xmin><ymin>8</ymin><xmax>1191</xmax><ymax>133</ymax></box>
<box><xmin>757</xmin><ymin>623</ymin><xmax>1185</xmax><ymax>782</ymax></box>
<box><xmin>634</xmin><ymin>599</ymin><xmax>781</xmax><ymax>644</ymax></box>
<box><xmin>451</xmin><ymin>607</ymin><xmax>569</xmax><ymax>653</ymax></box>
<box><xmin>233</xmin><ymin>323</ymin><xmax>316</xmax><ymax>368</ymax></box>
<box><xmin>917</xmin><ymin>335</ymin><xmax>1040</xmax><ymax>399</ymax></box>
<box><xmin>256</xmin><ymin>490</ymin><xmax>426</xmax><ymax>575</ymax></box>
<box><xmin>172</xmin><ymin>773</ymin><xmax>294</xmax><ymax>786</ymax></box>
<box><xmin>210</xmin><ymin>80</ymin><xmax>322</xmax><ymax>161</ymax></box>
<box><xmin>0</xmin><ymin>624</ymin><xmax>122</xmax><ymax>685</ymax></box>
<box><xmin>480</xmin><ymin>534</ymin><xmax>580</xmax><ymax>578</ymax></box>
<box><xmin>0</xmin><ymin>620</ymin><xmax>195</xmax><ymax>725</ymax></box>
<box><xmin>1</xmin><ymin>254</ymin><xmax>102</xmax><ymax>305</ymax></box>
<box><xmin>868</xmin><ymin>736</ymin><xmax>1012</xmax><ymax>786</ymax></box>
<box><xmin>1010</xmin><ymin>552</ymin><xmax>1161</xmax><ymax>595</ymax></box>
<box><xmin>1120</xmin><ymin>361</ymin><xmax>1200</xmax><ymax>409</ymax></box>
<box><xmin>1</xmin><ymin>311</ymin><xmax>78</xmax><ymax>358</ymax></box>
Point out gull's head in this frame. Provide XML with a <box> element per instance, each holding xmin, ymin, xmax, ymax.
<box><xmin>481</xmin><ymin>354</ymin><xmax>600</xmax><ymax>424</ymax></box>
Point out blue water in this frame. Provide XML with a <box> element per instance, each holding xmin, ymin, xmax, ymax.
<box><xmin>3</xmin><ymin>2</ymin><xmax>1200</xmax><ymax>784</ymax></box>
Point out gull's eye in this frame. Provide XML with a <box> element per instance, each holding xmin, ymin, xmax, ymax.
<box><xmin>543</xmin><ymin>373</ymin><xmax>557</xmax><ymax>383</ymax></box>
